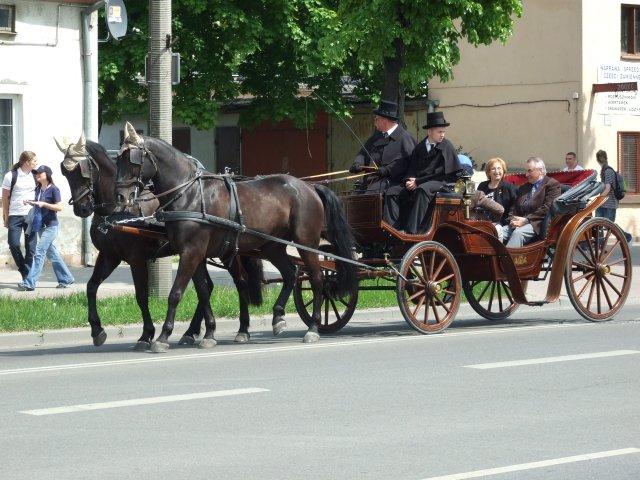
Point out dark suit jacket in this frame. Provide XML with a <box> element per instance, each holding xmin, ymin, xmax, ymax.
<box><xmin>509</xmin><ymin>176</ymin><xmax>561</xmax><ymax>235</ymax></box>
<box><xmin>405</xmin><ymin>137</ymin><xmax>461</xmax><ymax>185</ymax></box>
<box><xmin>352</xmin><ymin>125</ymin><xmax>416</xmax><ymax>193</ymax></box>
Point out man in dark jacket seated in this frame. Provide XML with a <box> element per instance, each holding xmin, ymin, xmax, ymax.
<box><xmin>349</xmin><ymin>100</ymin><xmax>416</xmax><ymax>227</ymax></box>
<box><xmin>498</xmin><ymin>156</ymin><xmax>561</xmax><ymax>247</ymax></box>
<box><xmin>391</xmin><ymin>111</ymin><xmax>462</xmax><ymax>234</ymax></box>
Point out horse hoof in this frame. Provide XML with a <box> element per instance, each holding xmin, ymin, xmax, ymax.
<box><xmin>150</xmin><ymin>341</ymin><xmax>170</xmax><ymax>353</ymax></box>
<box><xmin>234</xmin><ymin>332</ymin><xmax>250</xmax><ymax>343</ymax></box>
<box><xmin>178</xmin><ymin>335</ymin><xmax>196</xmax><ymax>346</ymax></box>
<box><xmin>134</xmin><ymin>341</ymin><xmax>151</xmax><ymax>351</ymax></box>
<box><xmin>303</xmin><ymin>331</ymin><xmax>320</xmax><ymax>343</ymax></box>
<box><xmin>93</xmin><ymin>330</ymin><xmax>107</xmax><ymax>347</ymax></box>
<box><xmin>198</xmin><ymin>338</ymin><xmax>217</xmax><ymax>349</ymax></box>
<box><xmin>273</xmin><ymin>320</ymin><xmax>286</xmax><ymax>336</ymax></box>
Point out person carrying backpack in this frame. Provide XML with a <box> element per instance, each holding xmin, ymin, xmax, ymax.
<box><xmin>2</xmin><ymin>151</ymin><xmax>38</xmax><ymax>280</ymax></box>
<box><xmin>595</xmin><ymin>149</ymin><xmax>632</xmax><ymax>244</ymax></box>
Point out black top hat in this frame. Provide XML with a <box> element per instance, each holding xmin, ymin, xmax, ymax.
<box><xmin>422</xmin><ymin>111</ymin><xmax>450</xmax><ymax>129</ymax></box>
<box><xmin>373</xmin><ymin>100</ymin><xmax>399</xmax><ymax>121</ymax></box>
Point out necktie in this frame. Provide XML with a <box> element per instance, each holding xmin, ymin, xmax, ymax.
<box><xmin>429</xmin><ymin>143</ymin><xmax>435</xmax><ymax>151</ymax></box>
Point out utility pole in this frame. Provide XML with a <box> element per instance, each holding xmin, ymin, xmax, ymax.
<box><xmin>147</xmin><ymin>0</ymin><xmax>173</xmax><ymax>297</ymax></box>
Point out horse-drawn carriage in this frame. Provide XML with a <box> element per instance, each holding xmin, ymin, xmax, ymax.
<box><xmin>58</xmin><ymin>129</ymin><xmax>632</xmax><ymax>350</ymax></box>
<box><xmin>294</xmin><ymin>169</ymin><xmax>632</xmax><ymax>335</ymax></box>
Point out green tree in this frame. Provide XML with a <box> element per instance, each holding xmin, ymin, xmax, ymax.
<box><xmin>99</xmin><ymin>0</ymin><xmax>345</xmax><ymax>131</ymax></box>
<box><xmin>324</xmin><ymin>0</ymin><xmax>523</xmax><ymax>120</ymax></box>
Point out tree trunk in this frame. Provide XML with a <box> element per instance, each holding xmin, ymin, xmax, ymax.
<box><xmin>382</xmin><ymin>36</ymin><xmax>406</xmax><ymax>127</ymax></box>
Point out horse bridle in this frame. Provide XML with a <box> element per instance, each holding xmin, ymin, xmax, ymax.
<box><xmin>115</xmin><ymin>143</ymin><xmax>159</xmax><ymax>203</ymax></box>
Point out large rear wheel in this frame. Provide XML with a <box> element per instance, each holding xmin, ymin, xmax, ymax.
<box><xmin>396</xmin><ymin>241</ymin><xmax>461</xmax><ymax>334</ymax></box>
<box><xmin>564</xmin><ymin>217</ymin><xmax>632</xmax><ymax>321</ymax></box>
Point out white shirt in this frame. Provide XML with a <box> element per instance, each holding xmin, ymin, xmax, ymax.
<box><xmin>2</xmin><ymin>168</ymin><xmax>36</xmax><ymax>216</ymax></box>
<box><xmin>385</xmin><ymin>124</ymin><xmax>398</xmax><ymax>137</ymax></box>
<box><xmin>562</xmin><ymin>164</ymin><xmax>584</xmax><ymax>171</ymax></box>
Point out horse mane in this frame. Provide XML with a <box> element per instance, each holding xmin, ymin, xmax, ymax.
<box><xmin>86</xmin><ymin>140</ymin><xmax>116</xmax><ymax>172</ymax></box>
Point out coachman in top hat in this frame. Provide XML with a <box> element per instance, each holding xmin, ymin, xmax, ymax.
<box><xmin>390</xmin><ymin>111</ymin><xmax>463</xmax><ymax>234</ymax></box>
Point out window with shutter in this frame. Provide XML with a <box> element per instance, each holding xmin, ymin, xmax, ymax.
<box><xmin>618</xmin><ymin>132</ymin><xmax>639</xmax><ymax>194</ymax></box>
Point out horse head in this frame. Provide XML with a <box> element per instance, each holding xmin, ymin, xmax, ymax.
<box><xmin>115</xmin><ymin>121</ymin><xmax>195</xmax><ymax>207</ymax></box>
<box><xmin>55</xmin><ymin>134</ymin><xmax>117</xmax><ymax>217</ymax></box>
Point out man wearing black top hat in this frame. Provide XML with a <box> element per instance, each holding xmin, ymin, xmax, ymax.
<box><xmin>348</xmin><ymin>100</ymin><xmax>416</xmax><ymax>226</ymax></box>
<box><xmin>394</xmin><ymin>111</ymin><xmax>463</xmax><ymax>234</ymax></box>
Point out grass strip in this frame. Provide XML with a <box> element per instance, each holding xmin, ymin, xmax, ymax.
<box><xmin>0</xmin><ymin>279</ymin><xmax>398</xmax><ymax>333</ymax></box>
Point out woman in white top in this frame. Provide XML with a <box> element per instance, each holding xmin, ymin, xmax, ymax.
<box><xmin>1</xmin><ymin>151</ymin><xmax>38</xmax><ymax>280</ymax></box>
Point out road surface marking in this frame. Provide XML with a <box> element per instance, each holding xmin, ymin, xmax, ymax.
<box><xmin>0</xmin><ymin>323</ymin><xmax>617</xmax><ymax>377</ymax></box>
<box><xmin>464</xmin><ymin>350</ymin><xmax>640</xmax><ymax>369</ymax></box>
<box><xmin>20</xmin><ymin>387</ymin><xmax>269</xmax><ymax>416</ymax></box>
<box><xmin>420</xmin><ymin>448</ymin><xmax>640</xmax><ymax>480</ymax></box>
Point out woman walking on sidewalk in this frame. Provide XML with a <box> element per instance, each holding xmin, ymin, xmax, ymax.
<box><xmin>18</xmin><ymin>165</ymin><xmax>74</xmax><ymax>291</ymax></box>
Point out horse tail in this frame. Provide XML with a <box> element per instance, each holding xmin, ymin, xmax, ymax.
<box><xmin>312</xmin><ymin>184</ymin><xmax>358</xmax><ymax>297</ymax></box>
<box><xmin>240</xmin><ymin>256</ymin><xmax>264</xmax><ymax>306</ymax></box>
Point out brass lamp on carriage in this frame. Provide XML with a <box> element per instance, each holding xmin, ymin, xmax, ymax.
<box><xmin>454</xmin><ymin>163</ymin><xmax>476</xmax><ymax>219</ymax></box>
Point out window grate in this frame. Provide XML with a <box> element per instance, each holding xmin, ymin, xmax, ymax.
<box><xmin>618</xmin><ymin>132</ymin><xmax>639</xmax><ymax>193</ymax></box>
<box><xmin>0</xmin><ymin>4</ymin><xmax>15</xmax><ymax>33</ymax></box>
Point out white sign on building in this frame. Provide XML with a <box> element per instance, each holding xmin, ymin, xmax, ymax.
<box><xmin>596</xmin><ymin>63</ymin><xmax>640</xmax><ymax>115</ymax></box>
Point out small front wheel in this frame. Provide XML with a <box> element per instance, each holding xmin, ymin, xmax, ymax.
<box><xmin>396</xmin><ymin>241</ymin><xmax>461</xmax><ymax>334</ymax></box>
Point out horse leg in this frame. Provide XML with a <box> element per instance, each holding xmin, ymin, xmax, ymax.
<box><xmin>87</xmin><ymin>252</ymin><xmax>120</xmax><ymax>347</ymax></box>
<box><xmin>229</xmin><ymin>257</ymin><xmax>251</xmax><ymax>343</ymax></box>
<box><xmin>191</xmin><ymin>261</ymin><xmax>217</xmax><ymax>349</ymax></box>
<box><xmin>151</xmin><ymin>251</ymin><xmax>208</xmax><ymax>353</ymax></box>
<box><xmin>178</xmin><ymin>263</ymin><xmax>213</xmax><ymax>346</ymax></box>
<box><xmin>129</xmin><ymin>260</ymin><xmax>155</xmax><ymax>351</ymax></box>
<box><xmin>297</xmin><ymin>250</ymin><xmax>323</xmax><ymax>343</ymax></box>
<box><xmin>264</xmin><ymin>245</ymin><xmax>296</xmax><ymax>336</ymax></box>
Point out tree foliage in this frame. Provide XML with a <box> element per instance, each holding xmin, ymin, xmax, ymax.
<box><xmin>98</xmin><ymin>0</ymin><xmax>522</xmax><ymax>130</ymax></box>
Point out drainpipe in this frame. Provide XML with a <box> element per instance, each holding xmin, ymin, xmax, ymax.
<box><xmin>80</xmin><ymin>2</ymin><xmax>105</xmax><ymax>266</ymax></box>
<box><xmin>147</xmin><ymin>0</ymin><xmax>173</xmax><ymax>297</ymax></box>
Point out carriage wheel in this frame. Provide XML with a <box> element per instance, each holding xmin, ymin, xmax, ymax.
<box><xmin>462</xmin><ymin>280</ymin><xmax>528</xmax><ymax>321</ymax></box>
<box><xmin>293</xmin><ymin>267</ymin><xmax>359</xmax><ymax>334</ymax></box>
<box><xmin>396</xmin><ymin>241</ymin><xmax>461</xmax><ymax>334</ymax></box>
<box><xmin>564</xmin><ymin>217</ymin><xmax>632</xmax><ymax>322</ymax></box>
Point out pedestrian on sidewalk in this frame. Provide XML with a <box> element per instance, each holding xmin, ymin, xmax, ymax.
<box><xmin>595</xmin><ymin>149</ymin><xmax>633</xmax><ymax>244</ymax></box>
<box><xmin>18</xmin><ymin>165</ymin><xmax>74</xmax><ymax>291</ymax></box>
<box><xmin>2</xmin><ymin>151</ymin><xmax>38</xmax><ymax>280</ymax></box>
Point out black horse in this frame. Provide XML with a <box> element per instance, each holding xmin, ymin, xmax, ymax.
<box><xmin>114</xmin><ymin>123</ymin><xmax>357</xmax><ymax>352</ymax></box>
<box><xmin>56</xmin><ymin>135</ymin><xmax>263</xmax><ymax>349</ymax></box>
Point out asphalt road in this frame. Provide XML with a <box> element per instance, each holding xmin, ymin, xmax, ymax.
<box><xmin>1</xmin><ymin>302</ymin><xmax>639</xmax><ymax>480</ymax></box>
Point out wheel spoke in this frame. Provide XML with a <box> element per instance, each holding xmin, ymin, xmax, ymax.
<box><xmin>599</xmin><ymin>278</ymin><xmax>614</xmax><ymax>310</ymax></box>
<box><xmin>412</xmin><ymin>292</ymin><xmax>426</xmax><ymax>318</ymax></box>
<box><xmin>431</xmin><ymin>298</ymin><xmax>441</xmax><ymax>324</ymax></box>
<box><xmin>432</xmin><ymin>258</ymin><xmax>447</xmax><ymax>280</ymax></box>
<box><xmin>584</xmin><ymin>230</ymin><xmax>597</xmax><ymax>263</ymax></box>
<box><xmin>572</xmin><ymin>261</ymin><xmax>593</xmax><ymax>271</ymax></box>
<box><xmin>407</xmin><ymin>288</ymin><xmax>425</xmax><ymax>303</ymax></box>
<box><xmin>600</xmin><ymin>239</ymin><xmax>621</xmax><ymax>264</ymax></box>
<box><xmin>596</xmin><ymin>275</ymin><xmax>602</xmax><ymax>314</ymax></box>
<box><xmin>476</xmin><ymin>281</ymin><xmax>491</xmax><ymax>302</ymax></box>
<box><xmin>608</xmin><ymin>272</ymin><xmax>628</xmax><ymax>279</ymax></box>
<box><xmin>501</xmin><ymin>282</ymin><xmax>514</xmax><ymax>304</ymax></box>
<box><xmin>429</xmin><ymin>251</ymin><xmax>435</xmax><ymax>278</ymax></box>
<box><xmin>434</xmin><ymin>295</ymin><xmax>451</xmax><ymax>314</ymax></box>
<box><xmin>497</xmin><ymin>281</ymin><xmax>504</xmax><ymax>312</ymax></box>
<box><xmin>586</xmin><ymin>277</ymin><xmax>596</xmax><ymax>310</ymax></box>
<box><xmin>601</xmin><ymin>274</ymin><xmax>623</xmax><ymax>297</ymax></box>
<box><xmin>409</xmin><ymin>264</ymin><xmax>428</xmax><ymax>285</ymax></box>
<box><xmin>487</xmin><ymin>281</ymin><xmax>496</xmax><ymax>312</ymax></box>
<box><xmin>606</xmin><ymin>257</ymin><xmax>628</xmax><ymax>267</ymax></box>
<box><xmin>304</xmin><ymin>295</ymin><xmax>314</xmax><ymax>309</ymax></box>
<box><xmin>435</xmin><ymin>272</ymin><xmax>455</xmax><ymax>284</ymax></box>
<box><xmin>329</xmin><ymin>298</ymin><xmax>342</xmax><ymax>321</ymax></box>
<box><xmin>575</xmin><ymin>272</ymin><xmax>595</xmax><ymax>298</ymax></box>
<box><xmin>423</xmin><ymin>293</ymin><xmax>430</xmax><ymax>324</ymax></box>
<box><xmin>572</xmin><ymin>271</ymin><xmax>595</xmax><ymax>283</ymax></box>
<box><xmin>324</xmin><ymin>297</ymin><xmax>329</xmax><ymax>323</ymax></box>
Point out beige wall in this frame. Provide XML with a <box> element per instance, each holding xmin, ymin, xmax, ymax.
<box><xmin>429</xmin><ymin>0</ymin><xmax>581</xmax><ymax>171</ymax></box>
<box><xmin>581</xmin><ymin>0</ymin><xmax>640</xmax><ymax>237</ymax></box>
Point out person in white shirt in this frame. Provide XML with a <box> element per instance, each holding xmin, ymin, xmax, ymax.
<box><xmin>2</xmin><ymin>151</ymin><xmax>38</xmax><ymax>280</ymax></box>
<box><xmin>562</xmin><ymin>151</ymin><xmax>584</xmax><ymax>171</ymax></box>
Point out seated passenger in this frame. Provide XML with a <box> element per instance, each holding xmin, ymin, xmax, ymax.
<box><xmin>392</xmin><ymin>111</ymin><xmax>462</xmax><ymax>234</ymax></box>
<box><xmin>476</xmin><ymin>157</ymin><xmax>517</xmax><ymax>229</ymax></box>
<box><xmin>498</xmin><ymin>157</ymin><xmax>561</xmax><ymax>247</ymax></box>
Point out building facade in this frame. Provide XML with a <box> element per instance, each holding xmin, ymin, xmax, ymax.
<box><xmin>0</xmin><ymin>0</ymin><xmax>97</xmax><ymax>267</ymax></box>
<box><xmin>428</xmin><ymin>0</ymin><xmax>639</xmax><ymax>238</ymax></box>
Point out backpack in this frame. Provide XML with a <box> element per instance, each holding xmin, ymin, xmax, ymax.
<box><xmin>8</xmin><ymin>168</ymin><xmax>37</xmax><ymax>199</ymax></box>
<box><xmin>603</xmin><ymin>165</ymin><xmax>626</xmax><ymax>200</ymax></box>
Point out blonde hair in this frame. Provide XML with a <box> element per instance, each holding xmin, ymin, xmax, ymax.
<box><xmin>485</xmin><ymin>157</ymin><xmax>507</xmax><ymax>179</ymax></box>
